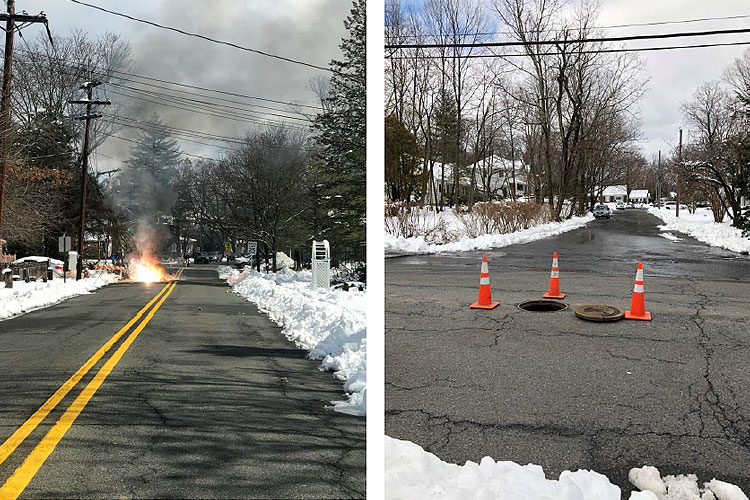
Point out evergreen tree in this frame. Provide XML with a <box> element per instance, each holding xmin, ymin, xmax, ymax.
<box><xmin>313</xmin><ymin>0</ymin><xmax>366</xmax><ymax>265</ymax></box>
<box><xmin>119</xmin><ymin>114</ymin><xmax>181</xmax><ymax>220</ymax></box>
<box><xmin>385</xmin><ymin>114</ymin><xmax>421</xmax><ymax>201</ymax></box>
<box><xmin>433</xmin><ymin>89</ymin><xmax>459</xmax><ymax>165</ymax></box>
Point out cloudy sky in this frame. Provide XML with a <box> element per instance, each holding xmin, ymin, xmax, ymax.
<box><xmin>595</xmin><ymin>0</ymin><xmax>750</xmax><ymax>160</ymax></box>
<box><xmin>27</xmin><ymin>0</ymin><xmax>351</xmax><ymax>172</ymax></box>
<box><xmin>395</xmin><ymin>0</ymin><xmax>750</xmax><ymax>162</ymax></box>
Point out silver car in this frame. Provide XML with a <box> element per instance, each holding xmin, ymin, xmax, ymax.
<box><xmin>593</xmin><ymin>204</ymin><xmax>611</xmax><ymax>219</ymax></box>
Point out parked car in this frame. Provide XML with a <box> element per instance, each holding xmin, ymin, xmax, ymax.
<box><xmin>207</xmin><ymin>251</ymin><xmax>221</xmax><ymax>262</ymax></box>
<box><xmin>11</xmin><ymin>256</ymin><xmax>64</xmax><ymax>277</ymax></box>
<box><xmin>593</xmin><ymin>204</ymin><xmax>611</xmax><ymax>219</ymax></box>
<box><xmin>194</xmin><ymin>253</ymin><xmax>210</xmax><ymax>264</ymax></box>
<box><xmin>626</xmin><ymin>202</ymin><xmax>635</xmax><ymax>209</ymax></box>
<box><xmin>615</xmin><ymin>201</ymin><xmax>625</xmax><ymax>210</ymax></box>
<box><xmin>664</xmin><ymin>201</ymin><xmax>676</xmax><ymax>209</ymax></box>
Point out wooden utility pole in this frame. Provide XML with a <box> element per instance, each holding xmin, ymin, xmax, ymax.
<box><xmin>0</xmin><ymin>1</ymin><xmax>50</xmax><ymax>258</ymax></box>
<box><xmin>657</xmin><ymin>150</ymin><xmax>661</xmax><ymax>207</ymax></box>
<box><xmin>69</xmin><ymin>81</ymin><xmax>110</xmax><ymax>279</ymax></box>
<box><xmin>676</xmin><ymin>128</ymin><xmax>682</xmax><ymax>218</ymax></box>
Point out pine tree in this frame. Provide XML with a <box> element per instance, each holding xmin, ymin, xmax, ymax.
<box><xmin>119</xmin><ymin>114</ymin><xmax>181</xmax><ymax>220</ymax></box>
<box><xmin>313</xmin><ymin>0</ymin><xmax>366</xmax><ymax>264</ymax></box>
<box><xmin>385</xmin><ymin>114</ymin><xmax>421</xmax><ymax>201</ymax></box>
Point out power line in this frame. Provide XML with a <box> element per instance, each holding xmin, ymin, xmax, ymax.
<box><xmin>14</xmin><ymin>47</ymin><xmax>324</xmax><ymax>110</ymax></box>
<box><xmin>106</xmin><ymin>82</ymin><xmax>310</xmax><ymax>123</ymax></box>
<box><xmin>386</xmin><ymin>26</ymin><xmax>750</xmax><ymax>49</ymax></box>
<box><xmin>385</xmin><ymin>39</ymin><xmax>750</xmax><ymax>59</ymax></box>
<box><xmin>104</xmin><ymin>79</ymin><xmax>308</xmax><ymax>116</ymax></box>
<box><xmin>102</xmin><ymin>115</ymin><xmax>317</xmax><ymax>153</ymax></box>
<box><xmin>103</xmin><ymin>88</ymin><xmax>311</xmax><ymax>132</ymax></box>
<box><xmin>390</xmin><ymin>13</ymin><xmax>750</xmax><ymax>39</ymax></box>
<box><xmin>65</xmin><ymin>0</ymin><xmax>333</xmax><ymax>72</ymax></box>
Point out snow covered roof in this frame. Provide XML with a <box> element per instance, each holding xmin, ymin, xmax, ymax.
<box><xmin>602</xmin><ymin>185</ymin><xmax>627</xmax><ymax>196</ymax></box>
<box><xmin>629</xmin><ymin>189</ymin><xmax>649</xmax><ymax>199</ymax></box>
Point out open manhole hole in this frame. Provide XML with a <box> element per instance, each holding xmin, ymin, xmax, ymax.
<box><xmin>517</xmin><ymin>300</ymin><xmax>568</xmax><ymax>312</ymax></box>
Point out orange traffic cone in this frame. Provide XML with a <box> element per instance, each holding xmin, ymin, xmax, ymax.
<box><xmin>542</xmin><ymin>251</ymin><xmax>566</xmax><ymax>299</ymax></box>
<box><xmin>470</xmin><ymin>255</ymin><xmax>500</xmax><ymax>310</ymax></box>
<box><xmin>624</xmin><ymin>261</ymin><xmax>652</xmax><ymax>321</ymax></box>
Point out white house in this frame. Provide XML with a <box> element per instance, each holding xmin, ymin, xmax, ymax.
<box><xmin>465</xmin><ymin>155</ymin><xmax>531</xmax><ymax>200</ymax></box>
<box><xmin>421</xmin><ymin>161</ymin><xmax>474</xmax><ymax>206</ymax></box>
<box><xmin>601</xmin><ymin>185</ymin><xmax>628</xmax><ymax>203</ymax></box>
<box><xmin>629</xmin><ymin>189</ymin><xmax>650</xmax><ymax>204</ymax></box>
<box><xmin>422</xmin><ymin>155</ymin><xmax>534</xmax><ymax>206</ymax></box>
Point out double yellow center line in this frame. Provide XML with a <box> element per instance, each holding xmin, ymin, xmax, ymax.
<box><xmin>0</xmin><ymin>268</ymin><xmax>183</xmax><ymax>499</ymax></box>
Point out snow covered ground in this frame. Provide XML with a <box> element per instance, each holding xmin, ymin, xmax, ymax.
<box><xmin>217</xmin><ymin>266</ymin><xmax>366</xmax><ymax>416</ymax></box>
<box><xmin>649</xmin><ymin>207</ymin><xmax>750</xmax><ymax>254</ymax></box>
<box><xmin>0</xmin><ymin>272</ymin><xmax>121</xmax><ymax>321</ymax></box>
<box><xmin>386</xmin><ymin>213</ymin><xmax>594</xmax><ymax>255</ymax></box>
<box><xmin>385</xmin><ymin>437</ymin><xmax>748</xmax><ymax>500</ymax></box>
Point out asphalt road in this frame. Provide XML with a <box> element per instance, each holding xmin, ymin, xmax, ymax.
<box><xmin>386</xmin><ymin>209</ymin><xmax>750</xmax><ymax>494</ymax></box>
<box><xmin>0</xmin><ymin>265</ymin><xmax>365</xmax><ymax>499</ymax></box>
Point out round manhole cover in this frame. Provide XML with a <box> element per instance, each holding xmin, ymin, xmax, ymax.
<box><xmin>518</xmin><ymin>300</ymin><xmax>568</xmax><ymax>312</ymax></box>
<box><xmin>574</xmin><ymin>304</ymin><xmax>624</xmax><ymax>322</ymax></box>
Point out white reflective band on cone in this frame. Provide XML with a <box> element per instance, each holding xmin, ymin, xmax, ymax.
<box><xmin>636</xmin><ymin>268</ymin><xmax>643</xmax><ymax>281</ymax></box>
<box><xmin>551</xmin><ymin>270</ymin><xmax>559</xmax><ymax>278</ymax></box>
<box><xmin>634</xmin><ymin>283</ymin><xmax>644</xmax><ymax>293</ymax></box>
<box><xmin>480</xmin><ymin>277</ymin><xmax>490</xmax><ymax>285</ymax></box>
<box><xmin>553</xmin><ymin>258</ymin><xmax>559</xmax><ymax>267</ymax></box>
<box><xmin>481</xmin><ymin>262</ymin><xmax>489</xmax><ymax>273</ymax></box>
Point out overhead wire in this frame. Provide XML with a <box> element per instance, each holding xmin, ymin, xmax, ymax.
<box><xmin>13</xmin><ymin>46</ymin><xmax>323</xmax><ymax>111</ymax></box>
<box><xmin>386</xmin><ymin>26</ymin><xmax>750</xmax><ymax>49</ymax></box>
<box><xmin>390</xmin><ymin>13</ymin><xmax>750</xmax><ymax>39</ymax></box>
<box><xmin>65</xmin><ymin>0</ymin><xmax>333</xmax><ymax>72</ymax></box>
<box><xmin>13</xmin><ymin>54</ymin><xmax>313</xmax><ymax>127</ymax></box>
<box><xmin>386</xmin><ymin>40</ymin><xmax>750</xmax><ymax>59</ymax></box>
<box><xmin>102</xmin><ymin>115</ymin><xmax>318</xmax><ymax>153</ymax></box>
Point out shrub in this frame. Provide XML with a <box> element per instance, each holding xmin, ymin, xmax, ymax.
<box><xmin>384</xmin><ymin>201</ymin><xmax>458</xmax><ymax>243</ymax></box>
<box><xmin>456</xmin><ymin>201</ymin><xmax>552</xmax><ymax>236</ymax></box>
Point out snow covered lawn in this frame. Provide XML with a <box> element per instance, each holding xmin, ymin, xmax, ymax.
<box><xmin>0</xmin><ymin>272</ymin><xmax>121</xmax><ymax>320</ymax></box>
<box><xmin>217</xmin><ymin>266</ymin><xmax>366</xmax><ymax>416</ymax></box>
<box><xmin>385</xmin><ymin>213</ymin><xmax>594</xmax><ymax>255</ymax></box>
<box><xmin>649</xmin><ymin>207</ymin><xmax>750</xmax><ymax>254</ymax></box>
<box><xmin>385</xmin><ymin>436</ymin><xmax>748</xmax><ymax>500</ymax></box>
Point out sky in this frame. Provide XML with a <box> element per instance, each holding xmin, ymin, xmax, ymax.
<box><xmin>594</xmin><ymin>0</ymin><xmax>750</xmax><ymax>161</ymax></box>
<box><xmin>24</xmin><ymin>0</ymin><xmax>351</xmax><ymax>172</ymax></box>
<box><xmin>392</xmin><ymin>0</ymin><xmax>750</xmax><ymax>162</ymax></box>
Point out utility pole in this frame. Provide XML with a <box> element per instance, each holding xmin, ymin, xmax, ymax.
<box><xmin>69</xmin><ymin>81</ymin><xmax>110</xmax><ymax>279</ymax></box>
<box><xmin>676</xmin><ymin>128</ymin><xmax>682</xmax><ymax>218</ymax></box>
<box><xmin>657</xmin><ymin>150</ymin><xmax>661</xmax><ymax>208</ymax></box>
<box><xmin>0</xmin><ymin>1</ymin><xmax>51</xmax><ymax>258</ymax></box>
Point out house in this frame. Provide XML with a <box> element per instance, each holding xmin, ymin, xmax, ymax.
<box><xmin>421</xmin><ymin>161</ymin><xmax>475</xmax><ymax>206</ymax></box>
<box><xmin>601</xmin><ymin>185</ymin><xmax>628</xmax><ymax>203</ymax></box>
<box><xmin>465</xmin><ymin>155</ymin><xmax>531</xmax><ymax>200</ymax></box>
<box><xmin>422</xmin><ymin>156</ymin><xmax>533</xmax><ymax>205</ymax></box>
<box><xmin>629</xmin><ymin>189</ymin><xmax>650</xmax><ymax>204</ymax></box>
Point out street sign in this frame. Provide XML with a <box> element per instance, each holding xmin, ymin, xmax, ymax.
<box><xmin>58</xmin><ymin>235</ymin><xmax>71</xmax><ymax>253</ymax></box>
<box><xmin>247</xmin><ymin>241</ymin><xmax>258</xmax><ymax>255</ymax></box>
<box><xmin>224</xmin><ymin>241</ymin><xmax>232</xmax><ymax>253</ymax></box>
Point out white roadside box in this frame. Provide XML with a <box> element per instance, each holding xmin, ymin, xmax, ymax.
<box><xmin>311</xmin><ymin>240</ymin><xmax>330</xmax><ymax>290</ymax></box>
<box><xmin>67</xmin><ymin>251</ymin><xmax>78</xmax><ymax>271</ymax></box>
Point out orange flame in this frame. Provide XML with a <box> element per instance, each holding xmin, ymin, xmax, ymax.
<box><xmin>128</xmin><ymin>255</ymin><xmax>173</xmax><ymax>283</ymax></box>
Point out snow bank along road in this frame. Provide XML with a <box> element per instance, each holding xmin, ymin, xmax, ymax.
<box><xmin>386</xmin><ymin>209</ymin><xmax>750</xmax><ymax>494</ymax></box>
<box><xmin>0</xmin><ymin>265</ymin><xmax>364</xmax><ymax>499</ymax></box>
